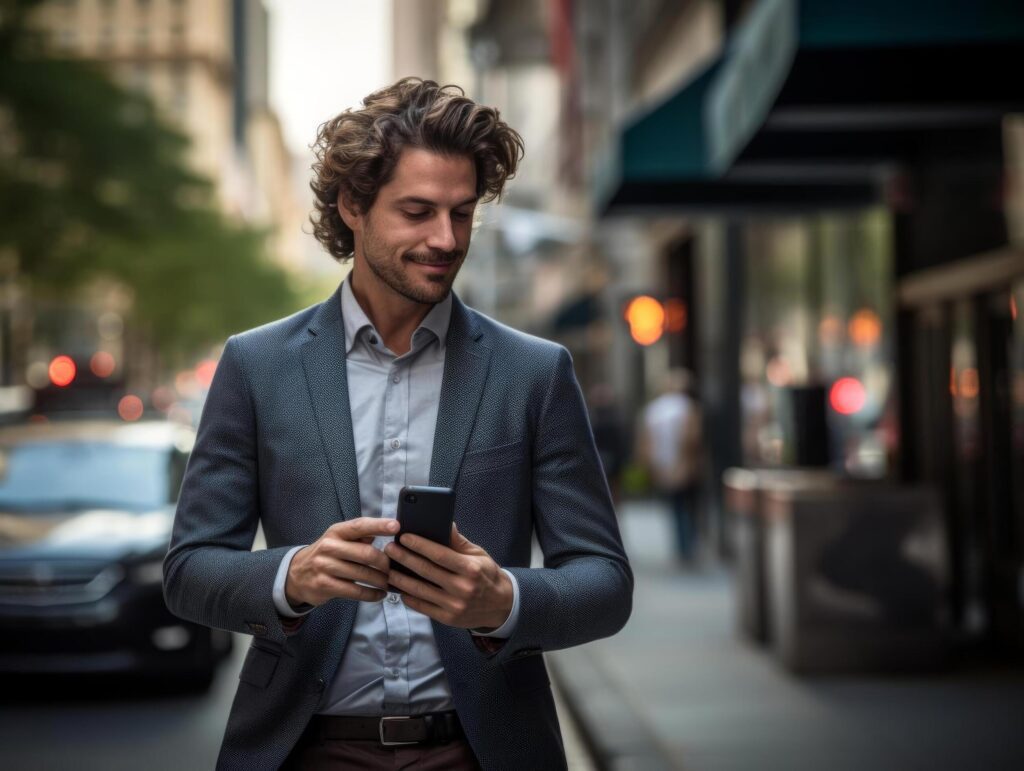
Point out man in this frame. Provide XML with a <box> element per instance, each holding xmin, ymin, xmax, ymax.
<box><xmin>638</xmin><ymin>368</ymin><xmax>703</xmax><ymax>564</ymax></box>
<box><xmin>164</xmin><ymin>78</ymin><xmax>632</xmax><ymax>770</ymax></box>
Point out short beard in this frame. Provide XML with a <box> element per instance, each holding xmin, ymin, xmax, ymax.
<box><xmin>362</xmin><ymin>223</ymin><xmax>465</xmax><ymax>305</ymax></box>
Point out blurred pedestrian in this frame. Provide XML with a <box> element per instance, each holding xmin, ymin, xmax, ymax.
<box><xmin>164</xmin><ymin>77</ymin><xmax>631</xmax><ymax>771</ymax></box>
<box><xmin>588</xmin><ymin>383</ymin><xmax>629</xmax><ymax>505</ymax></box>
<box><xmin>638</xmin><ymin>368</ymin><xmax>703</xmax><ymax>564</ymax></box>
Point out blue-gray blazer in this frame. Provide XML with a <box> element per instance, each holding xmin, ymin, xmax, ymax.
<box><xmin>163</xmin><ymin>283</ymin><xmax>633</xmax><ymax>770</ymax></box>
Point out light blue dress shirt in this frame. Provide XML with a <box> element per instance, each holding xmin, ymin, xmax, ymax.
<box><xmin>271</xmin><ymin>277</ymin><xmax>519</xmax><ymax>716</ymax></box>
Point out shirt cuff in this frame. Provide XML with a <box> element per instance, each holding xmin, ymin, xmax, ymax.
<box><xmin>273</xmin><ymin>545</ymin><xmax>314</xmax><ymax>618</ymax></box>
<box><xmin>470</xmin><ymin>568</ymin><xmax>519</xmax><ymax>639</ymax></box>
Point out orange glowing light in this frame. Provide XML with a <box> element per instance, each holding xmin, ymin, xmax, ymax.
<box><xmin>848</xmin><ymin>309</ymin><xmax>882</xmax><ymax>347</ymax></box>
<box><xmin>90</xmin><ymin>351</ymin><xmax>116</xmax><ymax>378</ymax></box>
<box><xmin>48</xmin><ymin>356</ymin><xmax>76</xmax><ymax>387</ymax></box>
<box><xmin>950</xmin><ymin>367</ymin><xmax>958</xmax><ymax>397</ymax></box>
<box><xmin>830</xmin><ymin>377</ymin><xmax>866</xmax><ymax>415</ymax></box>
<box><xmin>664</xmin><ymin>299</ymin><xmax>688</xmax><ymax>333</ymax></box>
<box><xmin>1012</xmin><ymin>295</ymin><xmax>1018</xmax><ymax>321</ymax></box>
<box><xmin>959</xmin><ymin>367</ymin><xmax>980</xmax><ymax>400</ymax></box>
<box><xmin>624</xmin><ymin>296</ymin><xmax>665</xmax><ymax>346</ymax></box>
<box><xmin>195</xmin><ymin>359</ymin><xmax>218</xmax><ymax>389</ymax></box>
<box><xmin>118</xmin><ymin>394</ymin><xmax>144</xmax><ymax>422</ymax></box>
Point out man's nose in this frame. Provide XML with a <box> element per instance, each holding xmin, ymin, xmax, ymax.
<box><xmin>425</xmin><ymin>215</ymin><xmax>457</xmax><ymax>252</ymax></box>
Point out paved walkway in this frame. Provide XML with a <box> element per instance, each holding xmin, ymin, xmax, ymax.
<box><xmin>550</xmin><ymin>500</ymin><xmax>1024</xmax><ymax>771</ymax></box>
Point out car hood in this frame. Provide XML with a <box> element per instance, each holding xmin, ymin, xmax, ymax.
<box><xmin>0</xmin><ymin>508</ymin><xmax>173</xmax><ymax>562</ymax></box>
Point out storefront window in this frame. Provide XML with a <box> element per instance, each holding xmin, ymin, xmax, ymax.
<box><xmin>740</xmin><ymin>209</ymin><xmax>894</xmax><ymax>476</ymax></box>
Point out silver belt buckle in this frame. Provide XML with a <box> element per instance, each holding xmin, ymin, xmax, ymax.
<box><xmin>379</xmin><ymin>716</ymin><xmax>418</xmax><ymax>746</ymax></box>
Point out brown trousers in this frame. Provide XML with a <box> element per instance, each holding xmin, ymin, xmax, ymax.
<box><xmin>281</xmin><ymin>735</ymin><xmax>482</xmax><ymax>770</ymax></box>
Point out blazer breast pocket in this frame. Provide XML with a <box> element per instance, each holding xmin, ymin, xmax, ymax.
<box><xmin>460</xmin><ymin>439</ymin><xmax>525</xmax><ymax>477</ymax></box>
<box><xmin>238</xmin><ymin>642</ymin><xmax>281</xmax><ymax>689</ymax></box>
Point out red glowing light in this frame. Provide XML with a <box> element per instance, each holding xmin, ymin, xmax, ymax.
<box><xmin>90</xmin><ymin>351</ymin><xmax>116</xmax><ymax>378</ymax></box>
<box><xmin>118</xmin><ymin>394</ymin><xmax>144</xmax><ymax>422</ymax></box>
<box><xmin>830</xmin><ymin>377</ymin><xmax>866</xmax><ymax>415</ymax></box>
<box><xmin>49</xmin><ymin>356</ymin><xmax>76</xmax><ymax>387</ymax></box>
<box><xmin>195</xmin><ymin>359</ymin><xmax>218</xmax><ymax>389</ymax></box>
<box><xmin>664</xmin><ymin>299</ymin><xmax>688</xmax><ymax>333</ymax></box>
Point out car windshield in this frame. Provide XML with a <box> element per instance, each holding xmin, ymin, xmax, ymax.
<box><xmin>0</xmin><ymin>442</ymin><xmax>170</xmax><ymax>512</ymax></box>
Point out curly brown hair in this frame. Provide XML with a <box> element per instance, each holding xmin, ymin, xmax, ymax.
<box><xmin>310</xmin><ymin>77</ymin><xmax>525</xmax><ymax>261</ymax></box>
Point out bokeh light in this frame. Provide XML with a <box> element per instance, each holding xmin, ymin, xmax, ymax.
<box><xmin>664</xmin><ymin>298</ymin><xmax>688</xmax><ymax>333</ymax></box>
<box><xmin>48</xmin><ymin>355</ymin><xmax>76</xmax><ymax>387</ymax></box>
<box><xmin>117</xmin><ymin>394</ymin><xmax>144</xmax><ymax>422</ymax></box>
<box><xmin>830</xmin><ymin>377</ymin><xmax>866</xmax><ymax>415</ymax></box>
<box><xmin>195</xmin><ymin>359</ymin><xmax>218</xmax><ymax>389</ymax></box>
<box><xmin>90</xmin><ymin>351</ymin><xmax>116</xmax><ymax>378</ymax></box>
<box><xmin>625</xmin><ymin>296</ymin><xmax>665</xmax><ymax>346</ymax></box>
<box><xmin>848</xmin><ymin>309</ymin><xmax>882</xmax><ymax>347</ymax></box>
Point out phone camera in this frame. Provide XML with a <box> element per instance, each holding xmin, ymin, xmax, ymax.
<box><xmin>405</xmin><ymin>493</ymin><xmax>417</xmax><ymax>504</ymax></box>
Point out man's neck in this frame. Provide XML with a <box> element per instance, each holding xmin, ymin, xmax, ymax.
<box><xmin>348</xmin><ymin>265</ymin><xmax>432</xmax><ymax>356</ymax></box>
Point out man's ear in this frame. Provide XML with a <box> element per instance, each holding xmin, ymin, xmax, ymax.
<box><xmin>336</xmin><ymin>191</ymin><xmax>362</xmax><ymax>232</ymax></box>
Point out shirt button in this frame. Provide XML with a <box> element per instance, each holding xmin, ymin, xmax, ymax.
<box><xmin>390</xmin><ymin>668</ymin><xmax>400</xmax><ymax>678</ymax></box>
<box><xmin>392</xmin><ymin>374</ymin><xmax>401</xmax><ymax>383</ymax></box>
<box><xmin>390</xmin><ymin>438</ymin><xmax>401</xmax><ymax>450</ymax></box>
<box><xmin>387</xmin><ymin>593</ymin><xmax>400</xmax><ymax>604</ymax></box>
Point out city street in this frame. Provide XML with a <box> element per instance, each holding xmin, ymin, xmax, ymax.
<box><xmin>552</xmin><ymin>501</ymin><xmax>1024</xmax><ymax>771</ymax></box>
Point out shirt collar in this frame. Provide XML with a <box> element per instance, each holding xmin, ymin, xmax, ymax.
<box><xmin>340</xmin><ymin>275</ymin><xmax>453</xmax><ymax>355</ymax></box>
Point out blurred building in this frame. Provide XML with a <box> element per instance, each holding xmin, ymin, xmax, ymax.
<box><xmin>570</xmin><ymin>0</ymin><xmax>1024</xmax><ymax>657</ymax></box>
<box><xmin>29</xmin><ymin>0</ymin><xmax>303</xmax><ymax>271</ymax></box>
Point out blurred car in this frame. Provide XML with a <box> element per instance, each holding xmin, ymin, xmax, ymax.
<box><xmin>0</xmin><ymin>418</ymin><xmax>232</xmax><ymax>690</ymax></box>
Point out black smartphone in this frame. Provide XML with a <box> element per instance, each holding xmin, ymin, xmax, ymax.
<box><xmin>390</xmin><ymin>485</ymin><xmax>455</xmax><ymax>585</ymax></box>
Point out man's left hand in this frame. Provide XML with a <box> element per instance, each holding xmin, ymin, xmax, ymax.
<box><xmin>385</xmin><ymin>524</ymin><xmax>513</xmax><ymax>631</ymax></box>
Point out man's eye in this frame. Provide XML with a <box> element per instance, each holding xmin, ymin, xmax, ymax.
<box><xmin>403</xmin><ymin>211</ymin><xmax>429</xmax><ymax>220</ymax></box>
<box><xmin>453</xmin><ymin>211</ymin><xmax>473</xmax><ymax>222</ymax></box>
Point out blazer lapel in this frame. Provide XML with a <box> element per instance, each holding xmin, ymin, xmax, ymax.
<box><xmin>300</xmin><ymin>283</ymin><xmax>361</xmax><ymax>522</ymax></box>
<box><xmin>429</xmin><ymin>295</ymin><xmax>492</xmax><ymax>489</ymax></box>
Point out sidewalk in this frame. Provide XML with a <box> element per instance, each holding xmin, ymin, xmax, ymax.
<box><xmin>550</xmin><ymin>500</ymin><xmax>1024</xmax><ymax>771</ymax></box>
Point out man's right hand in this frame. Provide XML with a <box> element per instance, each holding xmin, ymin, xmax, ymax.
<box><xmin>285</xmin><ymin>517</ymin><xmax>400</xmax><ymax>608</ymax></box>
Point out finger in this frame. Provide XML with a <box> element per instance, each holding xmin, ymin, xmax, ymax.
<box><xmin>327</xmin><ymin>559</ymin><xmax>390</xmax><ymax>590</ymax></box>
<box><xmin>330</xmin><ymin>517</ymin><xmax>400</xmax><ymax>540</ymax></box>
<box><xmin>322</xmin><ymin>540</ymin><xmax>391</xmax><ymax>573</ymax></box>
<box><xmin>396</xmin><ymin>533</ymin><xmax>471</xmax><ymax>573</ymax></box>
<box><xmin>386</xmin><ymin>542</ymin><xmax>457</xmax><ymax>588</ymax></box>
<box><xmin>449</xmin><ymin>522</ymin><xmax>478</xmax><ymax>554</ymax></box>
<box><xmin>387</xmin><ymin>568</ymin><xmax>450</xmax><ymax>606</ymax></box>
<box><xmin>397</xmin><ymin>591</ymin><xmax>453</xmax><ymax>625</ymax></box>
<box><xmin>317</xmin><ymin>574</ymin><xmax>387</xmax><ymax>603</ymax></box>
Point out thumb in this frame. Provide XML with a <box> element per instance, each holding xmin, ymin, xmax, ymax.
<box><xmin>450</xmin><ymin>522</ymin><xmax>476</xmax><ymax>553</ymax></box>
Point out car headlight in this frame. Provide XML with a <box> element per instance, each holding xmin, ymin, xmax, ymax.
<box><xmin>129</xmin><ymin>559</ymin><xmax>165</xmax><ymax>586</ymax></box>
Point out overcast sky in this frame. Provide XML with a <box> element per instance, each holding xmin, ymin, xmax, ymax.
<box><xmin>263</xmin><ymin>0</ymin><xmax>392</xmax><ymax>156</ymax></box>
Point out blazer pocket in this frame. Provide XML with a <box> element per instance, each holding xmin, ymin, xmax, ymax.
<box><xmin>501</xmin><ymin>653</ymin><xmax>550</xmax><ymax>698</ymax></box>
<box><xmin>460</xmin><ymin>439</ymin><xmax>525</xmax><ymax>477</ymax></box>
<box><xmin>238</xmin><ymin>642</ymin><xmax>281</xmax><ymax>688</ymax></box>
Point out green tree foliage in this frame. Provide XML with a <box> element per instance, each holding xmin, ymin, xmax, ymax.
<box><xmin>0</xmin><ymin>0</ymin><xmax>301</xmax><ymax>362</ymax></box>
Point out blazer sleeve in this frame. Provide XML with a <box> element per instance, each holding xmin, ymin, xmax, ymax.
<box><xmin>500</xmin><ymin>345</ymin><xmax>633</xmax><ymax>659</ymax></box>
<box><xmin>163</xmin><ymin>334</ymin><xmax>293</xmax><ymax>642</ymax></box>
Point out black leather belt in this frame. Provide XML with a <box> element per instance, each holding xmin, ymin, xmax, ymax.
<box><xmin>306</xmin><ymin>712</ymin><xmax>464</xmax><ymax>746</ymax></box>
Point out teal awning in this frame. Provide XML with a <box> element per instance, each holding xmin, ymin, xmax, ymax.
<box><xmin>600</xmin><ymin>0</ymin><xmax>1024</xmax><ymax>214</ymax></box>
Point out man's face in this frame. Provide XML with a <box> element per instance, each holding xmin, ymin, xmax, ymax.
<box><xmin>344</xmin><ymin>147</ymin><xmax>478</xmax><ymax>306</ymax></box>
